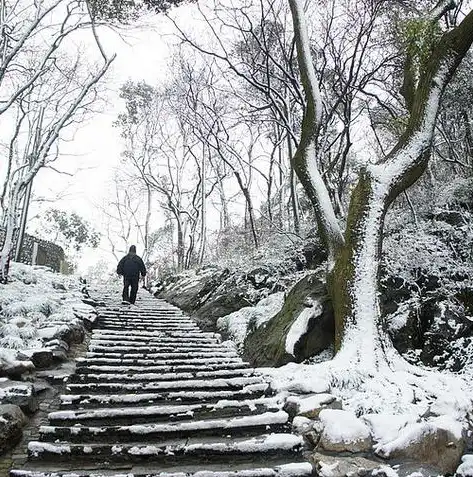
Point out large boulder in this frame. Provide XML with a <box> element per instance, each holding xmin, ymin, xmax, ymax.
<box><xmin>157</xmin><ymin>267</ymin><xmax>230</xmax><ymax>316</ymax></box>
<box><xmin>243</xmin><ymin>273</ymin><xmax>333</xmax><ymax>366</ymax></box>
<box><xmin>374</xmin><ymin>418</ymin><xmax>465</xmax><ymax>475</ymax></box>
<box><xmin>0</xmin><ymin>404</ymin><xmax>27</xmax><ymax>454</ymax></box>
<box><xmin>193</xmin><ymin>273</ymin><xmax>267</xmax><ymax>330</ymax></box>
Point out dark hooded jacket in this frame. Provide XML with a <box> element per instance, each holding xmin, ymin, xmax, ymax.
<box><xmin>117</xmin><ymin>247</ymin><xmax>147</xmax><ymax>279</ymax></box>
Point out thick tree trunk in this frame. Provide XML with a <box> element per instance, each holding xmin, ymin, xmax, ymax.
<box><xmin>329</xmin><ymin>170</ymin><xmax>389</xmax><ymax>363</ymax></box>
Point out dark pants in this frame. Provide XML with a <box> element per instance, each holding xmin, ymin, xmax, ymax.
<box><xmin>122</xmin><ymin>276</ymin><xmax>139</xmax><ymax>304</ymax></box>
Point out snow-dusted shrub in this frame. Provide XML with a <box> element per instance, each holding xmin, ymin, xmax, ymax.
<box><xmin>0</xmin><ymin>262</ymin><xmax>86</xmax><ymax>362</ymax></box>
<box><xmin>0</xmin><ymin>335</ymin><xmax>25</xmax><ymax>350</ymax></box>
<box><xmin>26</xmin><ymin>311</ymin><xmax>48</xmax><ymax>327</ymax></box>
<box><xmin>383</xmin><ymin>220</ymin><xmax>471</xmax><ymax>286</ymax></box>
<box><xmin>0</xmin><ymin>323</ymin><xmax>21</xmax><ymax>338</ymax></box>
<box><xmin>433</xmin><ymin>177</ymin><xmax>473</xmax><ymax>210</ymax></box>
<box><xmin>18</xmin><ymin>325</ymin><xmax>37</xmax><ymax>340</ymax></box>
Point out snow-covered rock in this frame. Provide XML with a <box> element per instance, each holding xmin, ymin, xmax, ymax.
<box><xmin>244</xmin><ymin>274</ymin><xmax>333</xmax><ymax>366</ymax></box>
<box><xmin>318</xmin><ymin>409</ymin><xmax>372</xmax><ymax>453</ymax></box>
<box><xmin>284</xmin><ymin>393</ymin><xmax>342</xmax><ymax>419</ymax></box>
<box><xmin>0</xmin><ymin>404</ymin><xmax>27</xmax><ymax>453</ymax></box>
<box><xmin>292</xmin><ymin>416</ymin><xmax>313</xmax><ymax>433</ymax></box>
<box><xmin>217</xmin><ymin>292</ymin><xmax>284</xmax><ymax>350</ymax></box>
<box><xmin>0</xmin><ymin>378</ymin><xmax>37</xmax><ymax>413</ymax></box>
<box><xmin>313</xmin><ymin>452</ymin><xmax>380</xmax><ymax>477</ymax></box>
<box><xmin>262</xmin><ymin>362</ymin><xmax>331</xmax><ymax>395</ymax></box>
<box><xmin>362</xmin><ymin>413</ymin><xmax>419</xmax><ymax>446</ymax></box>
<box><xmin>17</xmin><ymin>349</ymin><xmax>53</xmax><ymax>369</ymax></box>
<box><xmin>456</xmin><ymin>454</ymin><xmax>473</xmax><ymax>476</ymax></box>
<box><xmin>374</xmin><ymin>418</ymin><xmax>465</xmax><ymax>474</ymax></box>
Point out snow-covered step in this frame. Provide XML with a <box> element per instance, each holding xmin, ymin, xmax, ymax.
<box><xmin>10</xmin><ymin>461</ymin><xmax>314</xmax><ymax>477</ymax></box>
<box><xmin>98</xmin><ymin>317</ymin><xmax>195</xmax><ymax>324</ymax></box>
<box><xmin>97</xmin><ymin>314</ymin><xmax>193</xmax><ymax>320</ymax></box>
<box><xmin>66</xmin><ymin>375</ymin><xmax>266</xmax><ymax>394</ymax></box>
<box><xmin>94</xmin><ymin>324</ymin><xmax>199</xmax><ymax>332</ymax></box>
<box><xmin>28</xmin><ymin>433</ymin><xmax>304</xmax><ymax>463</ymax></box>
<box><xmin>87</xmin><ymin>345</ymin><xmax>230</xmax><ymax>354</ymax></box>
<box><xmin>59</xmin><ymin>384</ymin><xmax>269</xmax><ymax>408</ymax></box>
<box><xmin>39</xmin><ymin>411</ymin><xmax>289</xmax><ymax>442</ymax></box>
<box><xmin>69</xmin><ymin>368</ymin><xmax>255</xmax><ymax>384</ymax></box>
<box><xmin>96</xmin><ymin>322</ymin><xmax>199</xmax><ymax>330</ymax></box>
<box><xmin>89</xmin><ymin>339</ymin><xmax>220</xmax><ymax>347</ymax></box>
<box><xmin>48</xmin><ymin>397</ymin><xmax>280</xmax><ymax>426</ymax></box>
<box><xmin>76</xmin><ymin>356</ymin><xmax>242</xmax><ymax>367</ymax></box>
<box><xmin>92</xmin><ymin>329</ymin><xmax>219</xmax><ymax>339</ymax></box>
<box><xmin>91</xmin><ymin>332</ymin><xmax>218</xmax><ymax>342</ymax></box>
<box><xmin>98</xmin><ymin>316</ymin><xmax>196</xmax><ymax>323</ymax></box>
<box><xmin>75</xmin><ymin>361</ymin><xmax>250</xmax><ymax>374</ymax></box>
<box><xmin>85</xmin><ymin>350</ymin><xmax>239</xmax><ymax>359</ymax></box>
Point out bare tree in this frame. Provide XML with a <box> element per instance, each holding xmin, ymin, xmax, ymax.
<box><xmin>0</xmin><ymin>24</ymin><xmax>115</xmax><ymax>282</ymax></box>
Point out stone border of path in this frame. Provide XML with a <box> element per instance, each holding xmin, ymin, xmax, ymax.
<box><xmin>0</xmin><ymin>298</ymin><xmax>98</xmax><ymax>474</ymax></box>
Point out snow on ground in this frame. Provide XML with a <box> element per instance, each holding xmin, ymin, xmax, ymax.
<box><xmin>217</xmin><ymin>292</ymin><xmax>284</xmax><ymax>350</ymax></box>
<box><xmin>0</xmin><ymin>262</ymin><xmax>92</xmax><ymax>367</ymax></box>
<box><xmin>259</xmin><ymin>355</ymin><xmax>473</xmax><ymax>473</ymax></box>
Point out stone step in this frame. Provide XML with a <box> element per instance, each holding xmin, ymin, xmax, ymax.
<box><xmin>93</xmin><ymin>324</ymin><xmax>199</xmax><ymax>332</ymax></box>
<box><xmin>89</xmin><ymin>339</ymin><xmax>220</xmax><ymax>348</ymax></box>
<box><xmin>85</xmin><ymin>350</ymin><xmax>239</xmax><ymax>360</ymax></box>
<box><xmin>87</xmin><ymin>345</ymin><xmax>234</xmax><ymax>354</ymax></box>
<box><xmin>74</xmin><ymin>361</ymin><xmax>250</xmax><ymax>375</ymax></box>
<box><xmin>97</xmin><ymin>316</ymin><xmax>195</xmax><ymax>322</ymax></box>
<box><xmin>68</xmin><ymin>368</ymin><xmax>255</xmax><ymax>384</ymax></box>
<box><xmin>91</xmin><ymin>332</ymin><xmax>219</xmax><ymax>341</ymax></box>
<box><xmin>27</xmin><ymin>433</ymin><xmax>304</xmax><ymax>463</ymax></box>
<box><xmin>39</xmin><ymin>411</ymin><xmax>289</xmax><ymax>442</ymax></box>
<box><xmin>92</xmin><ymin>327</ymin><xmax>206</xmax><ymax>334</ymax></box>
<box><xmin>76</xmin><ymin>356</ymin><xmax>242</xmax><ymax>367</ymax></box>
<box><xmin>98</xmin><ymin>319</ymin><xmax>196</xmax><ymax>326</ymax></box>
<box><xmin>96</xmin><ymin>325</ymin><xmax>199</xmax><ymax>331</ymax></box>
<box><xmin>97</xmin><ymin>318</ymin><xmax>197</xmax><ymax>324</ymax></box>
<box><xmin>99</xmin><ymin>309</ymin><xmax>183</xmax><ymax>313</ymax></box>
<box><xmin>65</xmin><ymin>376</ymin><xmax>264</xmax><ymax>395</ymax></box>
<box><xmin>48</xmin><ymin>397</ymin><xmax>280</xmax><ymax>426</ymax></box>
<box><xmin>59</xmin><ymin>384</ymin><xmax>269</xmax><ymax>408</ymax></box>
<box><xmin>10</xmin><ymin>460</ymin><xmax>314</xmax><ymax>477</ymax></box>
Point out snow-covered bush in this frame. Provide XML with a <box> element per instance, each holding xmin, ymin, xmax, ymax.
<box><xmin>0</xmin><ymin>262</ymin><xmax>88</xmax><ymax>366</ymax></box>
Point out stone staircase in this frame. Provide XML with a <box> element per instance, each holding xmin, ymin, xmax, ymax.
<box><xmin>10</xmin><ymin>292</ymin><xmax>314</xmax><ymax>477</ymax></box>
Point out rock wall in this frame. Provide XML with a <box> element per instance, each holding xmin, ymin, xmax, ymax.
<box><xmin>0</xmin><ymin>228</ymin><xmax>64</xmax><ymax>272</ymax></box>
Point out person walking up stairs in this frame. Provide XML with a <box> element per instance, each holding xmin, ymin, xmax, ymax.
<box><xmin>116</xmin><ymin>246</ymin><xmax>147</xmax><ymax>305</ymax></box>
